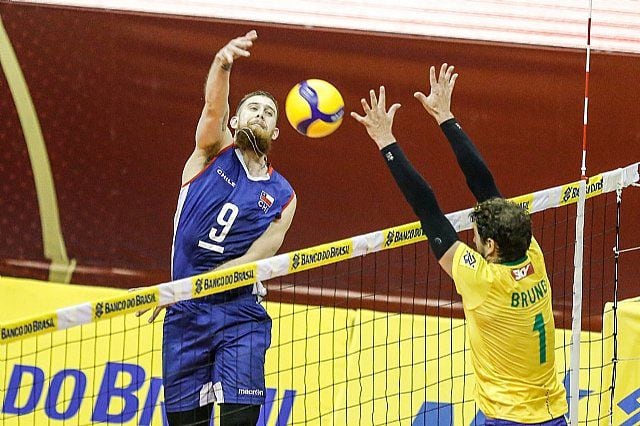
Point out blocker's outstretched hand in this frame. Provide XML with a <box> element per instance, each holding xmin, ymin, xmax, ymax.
<box><xmin>351</xmin><ymin>86</ymin><xmax>401</xmax><ymax>150</ymax></box>
<box><xmin>414</xmin><ymin>63</ymin><xmax>457</xmax><ymax>125</ymax></box>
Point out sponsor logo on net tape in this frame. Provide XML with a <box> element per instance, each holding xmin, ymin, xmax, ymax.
<box><xmin>93</xmin><ymin>289</ymin><xmax>159</xmax><ymax>321</ymax></box>
<box><xmin>383</xmin><ymin>222</ymin><xmax>426</xmax><ymax>250</ymax></box>
<box><xmin>509</xmin><ymin>193</ymin><xmax>534</xmax><ymax>213</ymax></box>
<box><xmin>289</xmin><ymin>240</ymin><xmax>352</xmax><ymax>273</ymax></box>
<box><xmin>560</xmin><ymin>174</ymin><xmax>603</xmax><ymax>206</ymax></box>
<box><xmin>1</xmin><ymin>314</ymin><xmax>58</xmax><ymax>343</ymax></box>
<box><xmin>192</xmin><ymin>263</ymin><xmax>257</xmax><ymax>298</ymax></box>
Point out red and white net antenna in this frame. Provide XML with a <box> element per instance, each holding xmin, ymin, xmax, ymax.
<box><xmin>570</xmin><ymin>3</ymin><xmax>594</xmax><ymax>425</ymax></box>
<box><xmin>581</xmin><ymin>0</ymin><xmax>593</xmax><ymax>179</ymax></box>
<box><xmin>570</xmin><ymin>2</ymin><xmax>594</xmax><ymax>425</ymax></box>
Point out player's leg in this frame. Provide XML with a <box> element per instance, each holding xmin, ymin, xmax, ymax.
<box><xmin>163</xmin><ymin>304</ymin><xmax>217</xmax><ymax>424</ymax></box>
<box><xmin>218</xmin><ymin>403</ymin><xmax>260</xmax><ymax>426</ymax></box>
<box><xmin>212</xmin><ymin>294</ymin><xmax>272</xmax><ymax>424</ymax></box>
<box><xmin>166</xmin><ymin>404</ymin><xmax>213</xmax><ymax>426</ymax></box>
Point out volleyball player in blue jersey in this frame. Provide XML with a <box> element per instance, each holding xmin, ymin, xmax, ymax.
<box><xmin>155</xmin><ymin>30</ymin><xmax>297</xmax><ymax>426</ymax></box>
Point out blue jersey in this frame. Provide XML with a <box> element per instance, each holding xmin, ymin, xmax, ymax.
<box><xmin>171</xmin><ymin>145</ymin><xmax>294</xmax><ymax>280</ymax></box>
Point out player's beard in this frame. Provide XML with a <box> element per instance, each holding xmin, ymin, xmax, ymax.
<box><xmin>235</xmin><ymin>125</ymin><xmax>273</xmax><ymax>157</ymax></box>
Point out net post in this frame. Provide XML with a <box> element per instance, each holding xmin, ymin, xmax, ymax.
<box><xmin>569</xmin><ymin>179</ymin><xmax>586</xmax><ymax>426</ymax></box>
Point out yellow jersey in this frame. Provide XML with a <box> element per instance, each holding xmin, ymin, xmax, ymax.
<box><xmin>451</xmin><ymin>237</ymin><xmax>567</xmax><ymax>422</ymax></box>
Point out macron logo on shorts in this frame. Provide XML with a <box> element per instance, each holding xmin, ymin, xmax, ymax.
<box><xmin>238</xmin><ymin>388</ymin><xmax>264</xmax><ymax>396</ymax></box>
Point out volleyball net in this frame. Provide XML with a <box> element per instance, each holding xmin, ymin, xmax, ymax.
<box><xmin>1</xmin><ymin>163</ymin><xmax>638</xmax><ymax>425</ymax></box>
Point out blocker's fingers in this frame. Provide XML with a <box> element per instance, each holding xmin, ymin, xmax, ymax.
<box><xmin>414</xmin><ymin>91</ymin><xmax>428</xmax><ymax>106</ymax></box>
<box><xmin>388</xmin><ymin>103</ymin><xmax>401</xmax><ymax>120</ymax></box>
<box><xmin>445</xmin><ymin>65</ymin><xmax>455</xmax><ymax>81</ymax></box>
<box><xmin>350</xmin><ymin>111</ymin><xmax>366</xmax><ymax>123</ymax></box>
<box><xmin>450</xmin><ymin>73</ymin><xmax>459</xmax><ymax>90</ymax></box>
<box><xmin>360</xmin><ymin>98</ymin><xmax>371</xmax><ymax>113</ymax></box>
<box><xmin>369</xmin><ymin>89</ymin><xmax>378</xmax><ymax>109</ymax></box>
<box><xmin>429</xmin><ymin>66</ymin><xmax>437</xmax><ymax>90</ymax></box>
<box><xmin>439</xmin><ymin>63</ymin><xmax>448</xmax><ymax>83</ymax></box>
<box><xmin>379</xmin><ymin>86</ymin><xmax>386</xmax><ymax>109</ymax></box>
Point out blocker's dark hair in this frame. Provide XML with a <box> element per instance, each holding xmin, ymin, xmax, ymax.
<box><xmin>470</xmin><ymin>198</ymin><xmax>532</xmax><ymax>262</ymax></box>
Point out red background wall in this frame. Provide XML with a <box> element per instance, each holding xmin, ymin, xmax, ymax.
<box><xmin>1</xmin><ymin>4</ymin><xmax>638</xmax><ymax>312</ymax></box>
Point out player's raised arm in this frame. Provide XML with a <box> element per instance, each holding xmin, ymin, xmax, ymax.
<box><xmin>414</xmin><ymin>64</ymin><xmax>502</xmax><ymax>202</ymax></box>
<box><xmin>182</xmin><ymin>30</ymin><xmax>258</xmax><ymax>185</ymax></box>
<box><xmin>351</xmin><ymin>86</ymin><xmax>460</xmax><ymax>271</ymax></box>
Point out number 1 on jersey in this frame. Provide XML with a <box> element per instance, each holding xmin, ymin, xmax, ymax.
<box><xmin>198</xmin><ymin>203</ymin><xmax>239</xmax><ymax>253</ymax></box>
<box><xmin>533</xmin><ymin>313</ymin><xmax>547</xmax><ymax>364</ymax></box>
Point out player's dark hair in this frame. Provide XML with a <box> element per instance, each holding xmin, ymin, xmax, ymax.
<box><xmin>236</xmin><ymin>90</ymin><xmax>279</xmax><ymax>118</ymax></box>
<box><xmin>470</xmin><ymin>198</ymin><xmax>532</xmax><ymax>263</ymax></box>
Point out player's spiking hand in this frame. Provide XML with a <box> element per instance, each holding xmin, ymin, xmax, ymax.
<box><xmin>351</xmin><ymin>86</ymin><xmax>401</xmax><ymax>150</ymax></box>
<box><xmin>414</xmin><ymin>63</ymin><xmax>457</xmax><ymax>125</ymax></box>
<box><xmin>215</xmin><ymin>30</ymin><xmax>258</xmax><ymax>71</ymax></box>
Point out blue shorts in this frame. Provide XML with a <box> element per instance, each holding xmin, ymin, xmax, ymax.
<box><xmin>162</xmin><ymin>289</ymin><xmax>271</xmax><ymax>412</ymax></box>
<box><xmin>485</xmin><ymin>416</ymin><xmax>567</xmax><ymax>426</ymax></box>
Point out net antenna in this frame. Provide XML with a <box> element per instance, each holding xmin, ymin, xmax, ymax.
<box><xmin>580</xmin><ymin>0</ymin><xmax>593</xmax><ymax>180</ymax></box>
<box><xmin>570</xmin><ymin>1</ymin><xmax>593</xmax><ymax>424</ymax></box>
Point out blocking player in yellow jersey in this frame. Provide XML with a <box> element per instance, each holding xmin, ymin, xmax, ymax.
<box><xmin>352</xmin><ymin>64</ymin><xmax>568</xmax><ymax>425</ymax></box>
<box><xmin>453</xmin><ymin>205</ymin><xmax>567</xmax><ymax>423</ymax></box>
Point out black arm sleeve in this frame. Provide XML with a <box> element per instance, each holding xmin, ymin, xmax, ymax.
<box><xmin>380</xmin><ymin>143</ymin><xmax>459</xmax><ymax>259</ymax></box>
<box><xmin>440</xmin><ymin>118</ymin><xmax>502</xmax><ymax>202</ymax></box>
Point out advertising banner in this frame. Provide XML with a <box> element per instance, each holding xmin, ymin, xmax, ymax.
<box><xmin>2</xmin><ymin>278</ymin><xmax>635</xmax><ymax>425</ymax></box>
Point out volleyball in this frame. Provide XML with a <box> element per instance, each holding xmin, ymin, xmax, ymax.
<box><xmin>285</xmin><ymin>79</ymin><xmax>344</xmax><ymax>138</ymax></box>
